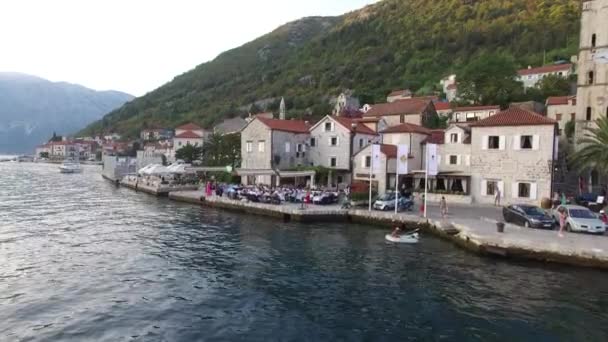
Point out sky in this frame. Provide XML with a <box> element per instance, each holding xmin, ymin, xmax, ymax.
<box><xmin>0</xmin><ymin>0</ymin><xmax>377</xmax><ymax>96</ymax></box>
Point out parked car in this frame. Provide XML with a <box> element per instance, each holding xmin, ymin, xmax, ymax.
<box><xmin>373</xmin><ymin>193</ymin><xmax>396</xmax><ymax>211</ymax></box>
<box><xmin>502</xmin><ymin>204</ymin><xmax>554</xmax><ymax>229</ymax></box>
<box><xmin>552</xmin><ymin>205</ymin><xmax>607</xmax><ymax>235</ymax></box>
<box><xmin>312</xmin><ymin>192</ymin><xmax>337</xmax><ymax>205</ymax></box>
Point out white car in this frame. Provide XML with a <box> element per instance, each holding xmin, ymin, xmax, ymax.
<box><xmin>552</xmin><ymin>205</ymin><xmax>607</xmax><ymax>235</ymax></box>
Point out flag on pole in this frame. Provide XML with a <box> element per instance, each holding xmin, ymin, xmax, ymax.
<box><xmin>372</xmin><ymin>144</ymin><xmax>382</xmax><ymax>170</ymax></box>
<box><xmin>397</xmin><ymin>144</ymin><xmax>409</xmax><ymax>175</ymax></box>
<box><xmin>427</xmin><ymin>143</ymin><xmax>438</xmax><ymax>176</ymax></box>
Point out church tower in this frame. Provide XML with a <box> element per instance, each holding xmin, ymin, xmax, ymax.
<box><xmin>279</xmin><ymin>97</ymin><xmax>286</xmax><ymax>120</ymax></box>
<box><xmin>574</xmin><ymin>0</ymin><xmax>608</xmax><ymax>192</ymax></box>
<box><xmin>575</xmin><ymin>0</ymin><xmax>608</xmax><ymax>143</ymax></box>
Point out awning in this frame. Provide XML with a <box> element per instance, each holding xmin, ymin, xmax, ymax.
<box><xmin>277</xmin><ymin>170</ymin><xmax>316</xmax><ymax>178</ymax></box>
<box><xmin>187</xmin><ymin>166</ymin><xmax>233</xmax><ymax>173</ymax></box>
<box><xmin>236</xmin><ymin>169</ymin><xmax>277</xmax><ymax>176</ymax></box>
<box><xmin>410</xmin><ymin>170</ymin><xmax>471</xmax><ymax>177</ymax></box>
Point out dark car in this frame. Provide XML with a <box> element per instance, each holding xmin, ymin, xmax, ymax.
<box><xmin>502</xmin><ymin>204</ymin><xmax>554</xmax><ymax>229</ymax></box>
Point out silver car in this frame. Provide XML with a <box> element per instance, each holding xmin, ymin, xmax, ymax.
<box><xmin>552</xmin><ymin>205</ymin><xmax>607</xmax><ymax>235</ymax></box>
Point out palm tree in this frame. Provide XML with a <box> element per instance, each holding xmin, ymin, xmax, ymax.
<box><xmin>570</xmin><ymin>116</ymin><xmax>608</xmax><ymax>172</ymax></box>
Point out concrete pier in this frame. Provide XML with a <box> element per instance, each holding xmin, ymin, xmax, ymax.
<box><xmin>164</xmin><ymin>190</ymin><xmax>608</xmax><ymax>270</ymax></box>
<box><xmin>120</xmin><ymin>178</ymin><xmax>198</xmax><ymax>197</ymax></box>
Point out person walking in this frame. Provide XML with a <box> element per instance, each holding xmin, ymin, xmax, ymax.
<box><xmin>558</xmin><ymin>206</ymin><xmax>567</xmax><ymax>238</ymax></box>
<box><xmin>494</xmin><ymin>185</ymin><xmax>501</xmax><ymax>207</ymax></box>
<box><xmin>439</xmin><ymin>196</ymin><xmax>448</xmax><ymax>219</ymax></box>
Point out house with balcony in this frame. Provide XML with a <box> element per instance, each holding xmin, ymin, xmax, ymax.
<box><xmin>308</xmin><ymin>115</ymin><xmax>379</xmax><ymax>188</ymax></box>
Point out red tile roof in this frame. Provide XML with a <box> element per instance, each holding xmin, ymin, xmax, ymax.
<box><xmin>517</xmin><ymin>63</ymin><xmax>572</xmax><ymax>76</ymax></box>
<box><xmin>257</xmin><ymin>117</ymin><xmax>311</xmax><ymax>133</ymax></box>
<box><xmin>434</xmin><ymin>102</ymin><xmax>452</xmax><ymax>111</ymax></box>
<box><xmin>422</xmin><ymin>129</ymin><xmax>446</xmax><ymax>145</ymax></box>
<box><xmin>333</xmin><ymin>117</ymin><xmax>378</xmax><ymax>135</ymax></box>
<box><xmin>380</xmin><ymin>144</ymin><xmax>397</xmax><ymax>158</ymax></box>
<box><xmin>388</xmin><ymin>89</ymin><xmax>412</xmax><ymax>97</ymax></box>
<box><xmin>381</xmin><ymin>123</ymin><xmax>431</xmax><ymax>135</ymax></box>
<box><xmin>453</xmin><ymin>105</ymin><xmax>500</xmax><ymax>112</ymax></box>
<box><xmin>364</xmin><ymin>99</ymin><xmax>431</xmax><ymax>117</ymax></box>
<box><xmin>357</xmin><ymin>117</ymin><xmax>381</xmax><ymax>122</ymax></box>
<box><xmin>546</xmin><ymin>95</ymin><xmax>576</xmax><ymax>106</ymax></box>
<box><xmin>469</xmin><ymin>107</ymin><xmax>557</xmax><ymax>127</ymax></box>
<box><xmin>175</xmin><ymin>131</ymin><xmax>203</xmax><ymax>139</ymax></box>
<box><xmin>176</xmin><ymin>123</ymin><xmax>202</xmax><ymax>131</ymax></box>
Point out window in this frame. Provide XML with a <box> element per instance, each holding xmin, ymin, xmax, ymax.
<box><xmin>449</xmin><ymin>155</ymin><xmax>458</xmax><ymax>165</ymax></box>
<box><xmin>487</xmin><ymin>181</ymin><xmax>497</xmax><ymax>196</ymax></box>
<box><xmin>285</xmin><ymin>142</ymin><xmax>291</xmax><ymax>153</ymax></box>
<box><xmin>488</xmin><ymin>136</ymin><xmax>500</xmax><ymax>149</ymax></box>
<box><xmin>587</xmin><ymin>107</ymin><xmax>592</xmax><ymax>121</ymax></box>
<box><xmin>330</xmin><ymin>137</ymin><xmax>338</xmax><ymax>146</ymax></box>
<box><xmin>337</xmin><ymin>175</ymin><xmax>344</xmax><ymax>184</ymax></box>
<box><xmin>450</xmin><ymin>133</ymin><xmax>459</xmax><ymax>143</ymax></box>
<box><xmin>359</xmin><ymin>138</ymin><xmax>364</xmax><ymax>148</ymax></box>
<box><xmin>297</xmin><ymin>144</ymin><xmax>304</xmax><ymax>153</ymax></box>
<box><xmin>324</xmin><ymin>122</ymin><xmax>333</xmax><ymax>132</ymax></box>
<box><xmin>364</xmin><ymin>156</ymin><xmax>371</xmax><ymax>168</ymax></box>
<box><xmin>571</xmin><ymin>113</ymin><xmax>576</xmax><ymax>121</ymax></box>
<box><xmin>588</xmin><ymin>71</ymin><xmax>594</xmax><ymax>85</ymax></box>
<box><xmin>246</xmin><ymin>141</ymin><xmax>253</xmax><ymax>153</ymax></box>
<box><xmin>310</xmin><ymin>138</ymin><xmax>316</xmax><ymax>147</ymax></box>
<box><xmin>518</xmin><ymin>183</ymin><xmax>531</xmax><ymax>198</ymax></box>
<box><xmin>258</xmin><ymin>140</ymin><xmax>265</xmax><ymax>153</ymax></box>
<box><xmin>330</xmin><ymin>157</ymin><xmax>337</xmax><ymax>167</ymax></box>
<box><xmin>178</xmin><ymin>141</ymin><xmax>182</xmax><ymax>146</ymax></box>
<box><xmin>466</xmin><ymin>113</ymin><xmax>477</xmax><ymax>122</ymax></box>
<box><xmin>520</xmin><ymin>135</ymin><xmax>533</xmax><ymax>149</ymax></box>
<box><xmin>592</xmin><ymin>33</ymin><xmax>597</xmax><ymax>47</ymax></box>
<box><xmin>555</xmin><ymin>113</ymin><xmax>562</xmax><ymax>121</ymax></box>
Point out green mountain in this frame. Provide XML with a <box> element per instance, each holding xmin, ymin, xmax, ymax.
<box><xmin>80</xmin><ymin>0</ymin><xmax>580</xmax><ymax>138</ymax></box>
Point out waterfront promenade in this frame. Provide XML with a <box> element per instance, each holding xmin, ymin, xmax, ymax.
<box><xmin>168</xmin><ymin>190</ymin><xmax>608</xmax><ymax>269</ymax></box>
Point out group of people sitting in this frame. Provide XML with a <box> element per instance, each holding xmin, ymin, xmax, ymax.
<box><xmin>205</xmin><ymin>183</ymin><xmax>348</xmax><ymax>206</ymax></box>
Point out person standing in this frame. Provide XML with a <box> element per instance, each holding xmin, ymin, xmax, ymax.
<box><xmin>494</xmin><ymin>185</ymin><xmax>501</xmax><ymax>207</ymax></box>
<box><xmin>419</xmin><ymin>194</ymin><xmax>426</xmax><ymax>217</ymax></box>
<box><xmin>440</xmin><ymin>196</ymin><xmax>448</xmax><ymax>219</ymax></box>
<box><xmin>558</xmin><ymin>207</ymin><xmax>567</xmax><ymax>238</ymax></box>
<box><xmin>560</xmin><ymin>192</ymin><xmax>567</xmax><ymax>206</ymax></box>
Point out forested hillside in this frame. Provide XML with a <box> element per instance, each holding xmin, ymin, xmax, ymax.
<box><xmin>80</xmin><ymin>0</ymin><xmax>580</xmax><ymax>138</ymax></box>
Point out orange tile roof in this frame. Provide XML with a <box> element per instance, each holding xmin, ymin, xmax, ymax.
<box><xmin>469</xmin><ymin>107</ymin><xmax>557</xmax><ymax>127</ymax></box>
<box><xmin>517</xmin><ymin>63</ymin><xmax>572</xmax><ymax>76</ymax></box>
<box><xmin>380</xmin><ymin>144</ymin><xmax>397</xmax><ymax>158</ymax></box>
<box><xmin>175</xmin><ymin>131</ymin><xmax>203</xmax><ymax>139</ymax></box>
<box><xmin>422</xmin><ymin>130</ymin><xmax>446</xmax><ymax>145</ymax></box>
<box><xmin>364</xmin><ymin>99</ymin><xmax>431</xmax><ymax>117</ymax></box>
<box><xmin>176</xmin><ymin>123</ymin><xmax>202</xmax><ymax>131</ymax></box>
<box><xmin>333</xmin><ymin>117</ymin><xmax>378</xmax><ymax>135</ymax></box>
<box><xmin>257</xmin><ymin>117</ymin><xmax>311</xmax><ymax>134</ymax></box>
<box><xmin>546</xmin><ymin>95</ymin><xmax>576</xmax><ymax>106</ymax></box>
<box><xmin>381</xmin><ymin>123</ymin><xmax>431</xmax><ymax>135</ymax></box>
<box><xmin>434</xmin><ymin>102</ymin><xmax>452</xmax><ymax>111</ymax></box>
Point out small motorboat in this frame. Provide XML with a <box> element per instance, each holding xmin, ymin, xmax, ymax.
<box><xmin>385</xmin><ymin>232</ymin><xmax>419</xmax><ymax>244</ymax></box>
<box><xmin>59</xmin><ymin>161</ymin><xmax>82</xmax><ymax>174</ymax></box>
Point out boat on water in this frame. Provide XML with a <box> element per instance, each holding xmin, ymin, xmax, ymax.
<box><xmin>385</xmin><ymin>232</ymin><xmax>419</xmax><ymax>244</ymax></box>
<box><xmin>59</xmin><ymin>160</ymin><xmax>82</xmax><ymax>174</ymax></box>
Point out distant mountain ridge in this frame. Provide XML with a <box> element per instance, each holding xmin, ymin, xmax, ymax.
<box><xmin>79</xmin><ymin>0</ymin><xmax>580</xmax><ymax>138</ymax></box>
<box><xmin>0</xmin><ymin>72</ymin><xmax>133</xmax><ymax>153</ymax></box>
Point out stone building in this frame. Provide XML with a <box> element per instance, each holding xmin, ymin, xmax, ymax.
<box><xmin>308</xmin><ymin>115</ymin><xmax>379</xmax><ymax>188</ymax></box>
<box><xmin>352</xmin><ymin>144</ymin><xmax>397</xmax><ymax>195</ymax></box>
<box><xmin>546</xmin><ymin>96</ymin><xmax>577</xmax><ymax>137</ymax></box>
<box><xmin>363</xmin><ymin>98</ymin><xmax>438</xmax><ymax>127</ymax></box>
<box><xmin>468</xmin><ymin>107</ymin><xmax>557</xmax><ymax>205</ymax></box>
<box><xmin>239</xmin><ymin>117</ymin><xmax>311</xmax><ymax>185</ymax></box>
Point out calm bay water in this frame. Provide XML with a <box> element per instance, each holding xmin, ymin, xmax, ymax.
<box><xmin>1</xmin><ymin>162</ymin><xmax>607</xmax><ymax>341</ymax></box>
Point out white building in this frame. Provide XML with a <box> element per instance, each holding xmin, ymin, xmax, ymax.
<box><xmin>517</xmin><ymin>63</ymin><xmax>574</xmax><ymax>89</ymax></box>
<box><xmin>308</xmin><ymin>115</ymin><xmax>380</xmax><ymax>188</ymax></box>
<box><xmin>450</xmin><ymin>106</ymin><xmax>500</xmax><ymax>125</ymax></box>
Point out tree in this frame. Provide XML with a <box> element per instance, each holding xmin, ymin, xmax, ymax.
<box><xmin>175</xmin><ymin>144</ymin><xmax>203</xmax><ymax>163</ymax></box>
<box><xmin>39</xmin><ymin>151</ymin><xmax>49</xmax><ymax>158</ymax></box>
<box><xmin>538</xmin><ymin>74</ymin><xmax>572</xmax><ymax>98</ymax></box>
<box><xmin>201</xmin><ymin>133</ymin><xmax>241</xmax><ymax>167</ymax></box>
<box><xmin>458</xmin><ymin>53</ymin><xmax>523</xmax><ymax>107</ymax></box>
<box><xmin>565</xmin><ymin>120</ymin><xmax>576</xmax><ymax>140</ymax></box>
<box><xmin>570</xmin><ymin>117</ymin><xmax>608</xmax><ymax>173</ymax></box>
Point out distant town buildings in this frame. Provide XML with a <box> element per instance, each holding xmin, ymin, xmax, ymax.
<box><xmin>450</xmin><ymin>106</ymin><xmax>500</xmax><ymax>125</ymax></box>
<box><xmin>546</xmin><ymin>95</ymin><xmax>577</xmax><ymax>137</ymax></box>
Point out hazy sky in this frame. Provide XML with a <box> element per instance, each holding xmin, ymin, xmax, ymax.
<box><xmin>0</xmin><ymin>0</ymin><xmax>377</xmax><ymax>96</ymax></box>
